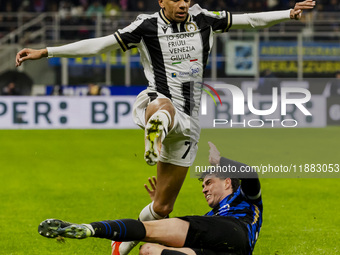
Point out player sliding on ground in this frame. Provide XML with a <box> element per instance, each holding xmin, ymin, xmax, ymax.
<box><xmin>16</xmin><ymin>1</ymin><xmax>314</xmax><ymax>254</ymax></box>
<box><xmin>38</xmin><ymin>143</ymin><xmax>262</xmax><ymax>255</ymax></box>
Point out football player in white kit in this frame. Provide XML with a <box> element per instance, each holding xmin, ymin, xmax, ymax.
<box><xmin>16</xmin><ymin>0</ymin><xmax>315</xmax><ymax>254</ymax></box>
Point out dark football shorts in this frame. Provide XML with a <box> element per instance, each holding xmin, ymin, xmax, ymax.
<box><xmin>178</xmin><ymin>216</ymin><xmax>250</xmax><ymax>255</ymax></box>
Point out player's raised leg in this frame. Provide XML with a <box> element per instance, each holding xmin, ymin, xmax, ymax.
<box><xmin>144</xmin><ymin>98</ymin><xmax>175</xmax><ymax>166</ymax></box>
<box><xmin>38</xmin><ymin>218</ymin><xmax>191</xmax><ymax>246</ymax></box>
<box><xmin>115</xmin><ymin>95</ymin><xmax>176</xmax><ymax>254</ymax></box>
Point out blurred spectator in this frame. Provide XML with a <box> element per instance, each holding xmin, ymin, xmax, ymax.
<box><xmin>215</xmin><ymin>0</ymin><xmax>227</xmax><ymax>11</ymax></box>
<box><xmin>267</xmin><ymin>0</ymin><xmax>278</xmax><ymax>10</ymax></box>
<box><xmin>120</xmin><ymin>0</ymin><xmax>129</xmax><ymax>11</ymax></box>
<box><xmin>87</xmin><ymin>83</ymin><xmax>102</xmax><ymax>95</ymax></box>
<box><xmin>48</xmin><ymin>84</ymin><xmax>63</xmax><ymax>95</ymax></box>
<box><xmin>78</xmin><ymin>0</ymin><xmax>90</xmax><ymax>11</ymax></box>
<box><xmin>77</xmin><ymin>16</ymin><xmax>94</xmax><ymax>39</ymax></box>
<box><xmin>253</xmin><ymin>0</ymin><xmax>267</xmax><ymax>12</ymax></box>
<box><xmin>105</xmin><ymin>0</ymin><xmax>121</xmax><ymax>16</ymax></box>
<box><xmin>2</xmin><ymin>0</ymin><xmax>338</xmax><ymax>13</ymax></box>
<box><xmin>136</xmin><ymin>0</ymin><xmax>147</xmax><ymax>11</ymax></box>
<box><xmin>0</xmin><ymin>2</ymin><xmax>17</xmax><ymax>38</ymax></box>
<box><xmin>46</xmin><ymin>1</ymin><xmax>59</xmax><ymax>12</ymax></box>
<box><xmin>257</xmin><ymin>69</ymin><xmax>280</xmax><ymax>95</ymax></box>
<box><xmin>1</xmin><ymin>82</ymin><xmax>21</xmax><ymax>95</ymax></box>
<box><xmin>86</xmin><ymin>0</ymin><xmax>104</xmax><ymax>18</ymax></box>
<box><xmin>0</xmin><ymin>1</ymin><xmax>5</xmax><ymax>12</ymax></box>
<box><xmin>60</xmin><ymin>15</ymin><xmax>80</xmax><ymax>40</ymax></box>
<box><xmin>0</xmin><ymin>0</ymin><xmax>21</xmax><ymax>12</ymax></box>
<box><xmin>128</xmin><ymin>0</ymin><xmax>147</xmax><ymax>12</ymax></box>
<box><xmin>32</xmin><ymin>0</ymin><xmax>47</xmax><ymax>12</ymax></box>
<box><xmin>58</xmin><ymin>0</ymin><xmax>92</xmax><ymax>40</ymax></box>
<box><xmin>190</xmin><ymin>0</ymin><xmax>197</xmax><ymax>7</ymax></box>
<box><xmin>199</xmin><ymin>0</ymin><xmax>216</xmax><ymax>10</ymax></box>
<box><xmin>330</xmin><ymin>71</ymin><xmax>340</xmax><ymax>96</ymax></box>
<box><xmin>59</xmin><ymin>0</ymin><xmax>74</xmax><ymax>20</ymax></box>
<box><xmin>0</xmin><ymin>0</ymin><xmax>336</xmax><ymax>13</ymax></box>
<box><xmin>16</xmin><ymin>0</ymin><xmax>30</xmax><ymax>12</ymax></box>
<box><xmin>277</xmin><ymin>0</ymin><xmax>291</xmax><ymax>9</ymax></box>
<box><xmin>324</xmin><ymin>0</ymin><xmax>340</xmax><ymax>12</ymax></box>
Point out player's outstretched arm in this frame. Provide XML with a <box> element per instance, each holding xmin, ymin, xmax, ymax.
<box><xmin>208</xmin><ymin>142</ymin><xmax>261</xmax><ymax>200</ymax></box>
<box><xmin>16</xmin><ymin>34</ymin><xmax>120</xmax><ymax>67</ymax></box>
<box><xmin>219</xmin><ymin>156</ymin><xmax>261</xmax><ymax>201</ymax></box>
<box><xmin>208</xmin><ymin>142</ymin><xmax>221</xmax><ymax>166</ymax></box>
<box><xmin>16</xmin><ymin>48</ymin><xmax>48</xmax><ymax>67</ymax></box>
<box><xmin>290</xmin><ymin>0</ymin><xmax>316</xmax><ymax>20</ymax></box>
<box><xmin>231</xmin><ymin>0</ymin><xmax>315</xmax><ymax>30</ymax></box>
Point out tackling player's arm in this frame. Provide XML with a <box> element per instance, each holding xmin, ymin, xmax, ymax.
<box><xmin>230</xmin><ymin>0</ymin><xmax>315</xmax><ymax>30</ymax></box>
<box><xmin>208</xmin><ymin>142</ymin><xmax>261</xmax><ymax>201</ymax></box>
<box><xmin>16</xmin><ymin>34</ymin><xmax>120</xmax><ymax>67</ymax></box>
<box><xmin>220</xmin><ymin>156</ymin><xmax>261</xmax><ymax>201</ymax></box>
<box><xmin>144</xmin><ymin>176</ymin><xmax>157</xmax><ymax>201</ymax></box>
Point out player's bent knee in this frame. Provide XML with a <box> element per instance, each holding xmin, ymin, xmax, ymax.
<box><xmin>147</xmin><ymin>99</ymin><xmax>175</xmax><ymax>117</ymax></box>
<box><xmin>139</xmin><ymin>243</ymin><xmax>159</xmax><ymax>255</ymax></box>
<box><xmin>139</xmin><ymin>244</ymin><xmax>150</xmax><ymax>255</ymax></box>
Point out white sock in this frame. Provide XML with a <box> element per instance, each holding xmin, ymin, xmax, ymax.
<box><xmin>117</xmin><ymin>202</ymin><xmax>163</xmax><ymax>255</ymax></box>
<box><xmin>139</xmin><ymin>201</ymin><xmax>163</xmax><ymax>221</ymax></box>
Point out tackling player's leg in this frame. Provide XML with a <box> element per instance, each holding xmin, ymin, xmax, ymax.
<box><xmin>39</xmin><ymin>218</ymin><xmax>190</xmax><ymax>245</ymax></box>
<box><xmin>39</xmin><ymin>218</ymin><xmax>195</xmax><ymax>255</ymax></box>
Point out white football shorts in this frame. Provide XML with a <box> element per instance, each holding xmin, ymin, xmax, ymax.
<box><xmin>132</xmin><ymin>89</ymin><xmax>200</xmax><ymax>167</ymax></box>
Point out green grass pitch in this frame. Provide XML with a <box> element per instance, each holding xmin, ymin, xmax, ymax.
<box><xmin>0</xmin><ymin>127</ymin><xmax>339</xmax><ymax>254</ymax></box>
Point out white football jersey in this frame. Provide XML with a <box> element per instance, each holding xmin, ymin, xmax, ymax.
<box><xmin>114</xmin><ymin>4</ymin><xmax>232</xmax><ymax>116</ymax></box>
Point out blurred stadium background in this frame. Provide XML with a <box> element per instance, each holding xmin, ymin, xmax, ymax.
<box><xmin>0</xmin><ymin>0</ymin><xmax>339</xmax><ymax>254</ymax></box>
<box><xmin>1</xmin><ymin>0</ymin><xmax>340</xmax><ymax>127</ymax></box>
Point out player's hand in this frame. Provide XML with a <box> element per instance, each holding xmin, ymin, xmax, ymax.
<box><xmin>16</xmin><ymin>48</ymin><xmax>48</xmax><ymax>67</ymax></box>
<box><xmin>208</xmin><ymin>142</ymin><xmax>221</xmax><ymax>166</ymax></box>
<box><xmin>290</xmin><ymin>0</ymin><xmax>316</xmax><ymax>20</ymax></box>
<box><xmin>144</xmin><ymin>176</ymin><xmax>157</xmax><ymax>201</ymax></box>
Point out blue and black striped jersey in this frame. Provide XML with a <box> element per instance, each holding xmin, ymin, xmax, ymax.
<box><xmin>206</xmin><ymin>186</ymin><xmax>263</xmax><ymax>253</ymax></box>
<box><xmin>205</xmin><ymin>157</ymin><xmax>263</xmax><ymax>253</ymax></box>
